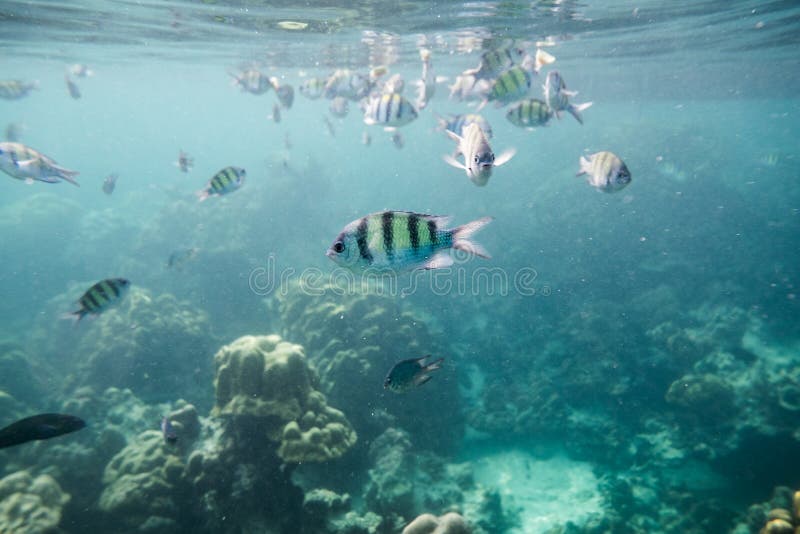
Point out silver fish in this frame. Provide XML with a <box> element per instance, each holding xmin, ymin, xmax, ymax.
<box><xmin>576</xmin><ymin>151</ymin><xmax>631</xmax><ymax>193</ymax></box>
<box><xmin>299</xmin><ymin>77</ymin><xmax>326</xmax><ymax>99</ymax></box>
<box><xmin>0</xmin><ymin>142</ymin><xmax>79</xmax><ymax>186</ymax></box>
<box><xmin>442</xmin><ymin>122</ymin><xmax>515</xmax><ymax>186</ymax></box>
<box><xmin>230</xmin><ymin>69</ymin><xmax>272</xmax><ymax>95</ymax></box>
<box><xmin>384</xmin><ymin>356</ymin><xmax>444</xmax><ymax>393</ymax></box>
<box><xmin>544</xmin><ymin>71</ymin><xmax>592</xmax><ymax>124</ymax></box>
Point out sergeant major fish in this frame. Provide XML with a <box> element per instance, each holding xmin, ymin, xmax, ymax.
<box><xmin>299</xmin><ymin>77</ymin><xmax>326</xmax><ymax>100</ymax></box>
<box><xmin>443</xmin><ymin>122</ymin><xmax>515</xmax><ymax>186</ymax></box>
<box><xmin>544</xmin><ymin>71</ymin><xmax>592</xmax><ymax>124</ymax></box>
<box><xmin>576</xmin><ymin>151</ymin><xmax>631</xmax><ymax>193</ymax></box>
<box><xmin>230</xmin><ymin>69</ymin><xmax>272</xmax><ymax>95</ymax></box>
<box><xmin>68</xmin><ymin>278</ymin><xmax>131</xmax><ymax>323</ymax></box>
<box><xmin>196</xmin><ymin>166</ymin><xmax>246</xmax><ymax>202</ymax></box>
<box><xmin>0</xmin><ymin>142</ymin><xmax>79</xmax><ymax>186</ymax></box>
<box><xmin>506</xmin><ymin>98</ymin><xmax>553</xmax><ymax>129</ymax></box>
<box><xmin>327</xmin><ymin>211</ymin><xmax>493</xmax><ymax>271</ymax></box>
<box><xmin>384</xmin><ymin>355</ymin><xmax>444</xmax><ymax>393</ymax></box>
<box><xmin>363</xmin><ymin>93</ymin><xmax>418</xmax><ymax>128</ymax></box>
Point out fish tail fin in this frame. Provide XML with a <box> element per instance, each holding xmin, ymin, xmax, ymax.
<box><xmin>451</xmin><ymin>216</ymin><xmax>494</xmax><ymax>259</ymax></box>
<box><xmin>423</xmin><ymin>356</ymin><xmax>444</xmax><ymax>372</ymax></box>
<box><xmin>61</xmin><ymin>309</ymin><xmax>86</xmax><ymax>326</ymax></box>
<box><xmin>568</xmin><ymin>101</ymin><xmax>593</xmax><ymax>124</ymax></box>
<box><xmin>195</xmin><ymin>190</ymin><xmax>209</xmax><ymax>202</ymax></box>
<box><xmin>54</xmin><ymin>166</ymin><xmax>80</xmax><ymax>186</ymax></box>
<box><xmin>476</xmin><ymin>99</ymin><xmax>488</xmax><ymax>112</ymax></box>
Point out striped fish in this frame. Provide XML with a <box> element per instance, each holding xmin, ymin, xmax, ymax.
<box><xmin>544</xmin><ymin>71</ymin><xmax>592</xmax><ymax>124</ymax></box>
<box><xmin>0</xmin><ymin>80</ymin><xmax>38</xmax><ymax>100</ymax></box>
<box><xmin>435</xmin><ymin>113</ymin><xmax>493</xmax><ymax>139</ymax></box>
<box><xmin>230</xmin><ymin>69</ymin><xmax>272</xmax><ymax>95</ymax></box>
<box><xmin>0</xmin><ymin>142</ymin><xmax>79</xmax><ymax>186</ymax></box>
<box><xmin>363</xmin><ymin>93</ymin><xmax>418</xmax><ymax>127</ymax></box>
<box><xmin>465</xmin><ymin>45</ymin><xmax>527</xmax><ymax>80</ymax></box>
<box><xmin>299</xmin><ymin>77</ymin><xmax>326</xmax><ymax>100</ymax></box>
<box><xmin>443</xmin><ymin>122</ymin><xmax>515</xmax><ymax>187</ymax></box>
<box><xmin>505</xmin><ymin>99</ymin><xmax>553</xmax><ymax>129</ymax></box>
<box><xmin>196</xmin><ymin>166</ymin><xmax>246</xmax><ymax>202</ymax></box>
<box><xmin>577</xmin><ymin>151</ymin><xmax>631</xmax><ymax>193</ymax></box>
<box><xmin>327</xmin><ymin>211</ymin><xmax>494</xmax><ymax>271</ymax></box>
<box><xmin>69</xmin><ymin>278</ymin><xmax>131</xmax><ymax>323</ymax></box>
<box><xmin>323</xmin><ymin>69</ymin><xmax>373</xmax><ymax>101</ymax></box>
<box><xmin>481</xmin><ymin>66</ymin><xmax>533</xmax><ymax>109</ymax></box>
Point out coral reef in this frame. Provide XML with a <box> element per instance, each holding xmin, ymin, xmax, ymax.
<box><xmin>212</xmin><ymin>334</ymin><xmax>356</xmax><ymax>463</ymax></box>
<box><xmin>69</xmin><ymin>288</ymin><xmax>217</xmax><ymax>408</ymax></box>
<box><xmin>98</xmin><ymin>430</ymin><xmax>185</xmax><ymax>532</ymax></box>
<box><xmin>278</xmin><ymin>284</ymin><xmax>463</xmax><ymax>450</ymax></box>
<box><xmin>0</xmin><ymin>471</ymin><xmax>70</xmax><ymax>534</ymax></box>
<box><xmin>402</xmin><ymin>513</ymin><xmax>470</xmax><ymax>534</ymax></box>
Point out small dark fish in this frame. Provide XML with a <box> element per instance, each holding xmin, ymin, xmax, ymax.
<box><xmin>68</xmin><ymin>278</ymin><xmax>131</xmax><ymax>323</ymax></box>
<box><xmin>65</xmin><ymin>75</ymin><xmax>81</xmax><ymax>99</ymax></box>
<box><xmin>384</xmin><ymin>355</ymin><xmax>444</xmax><ymax>393</ymax></box>
<box><xmin>0</xmin><ymin>413</ymin><xmax>86</xmax><ymax>449</ymax></box>
<box><xmin>270</xmin><ymin>103</ymin><xmax>281</xmax><ymax>123</ymax></box>
<box><xmin>323</xmin><ymin>115</ymin><xmax>336</xmax><ymax>137</ymax></box>
<box><xmin>161</xmin><ymin>416</ymin><xmax>177</xmax><ymax>444</ymax></box>
<box><xmin>391</xmin><ymin>131</ymin><xmax>404</xmax><ymax>149</ymax></box>
<box><xmin>102</xmin><ymin>173</ymin><xmax>119</xmax><ymax>195</ymax></box>
<box><xmin>167</xmin><ymin>247</ymin><xmax>199</xmax><ymax>269</ymax></box>
<box><xmin>175</xmin><ymin>150</ymin><xmax>193</xmax><ymax>173</ymax></box>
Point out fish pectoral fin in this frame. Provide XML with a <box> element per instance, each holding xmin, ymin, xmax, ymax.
<box><xmin>442</xmin><ymin>154</ymin><xmax>466</xmax><ymax>171</ymax></box>
<box><xmin>494</xmin><ymin>148</ymin><xmax>516</xmax><ymax>167</ymax></box>
<box><xmin>421</xmin><ymin>252</ymin><xmax>453</xmax><ymax>270</ymax></box>
<box><xmin>444</xmin><ymin>129</ymin><xmax>463</xmax><ymax>144</ymax></box>
<box><xmin>15</xmin><ymin>159</ymin><xmax>37</xmax><ymax>169</ymax></box>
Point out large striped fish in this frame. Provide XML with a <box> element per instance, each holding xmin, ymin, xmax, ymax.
<box><xmin>68</xmin><ymin>278</ymin><xmax>131</xmax><ymax>323</ymax></box>
<box><xmin>0</xmin><ymin>142</ymin><xmax>79</xmax><ymax>186</ymax></box>
<box><xmin>196</xmin><ymin>166</ymin><xmax>246</xmax><ymax>202</ymax></box>
<box><xmin>505</xmin><ymin>98</ymin><xmax>553</xmax><ymax>129</ymax></box>
<box><xmin>327</xmin><ymin>211</ymin><xmax>493</xmax><ymax>271</ymax></box>
<box><xmin>363</xmin><ymin>93</ymin><xmax>418</xmax><ymax>128</ymax></box>
<box><xmin>577</xmin><ymin>151</ymin><xmax>631</xmax><ymax>193</ymax></box>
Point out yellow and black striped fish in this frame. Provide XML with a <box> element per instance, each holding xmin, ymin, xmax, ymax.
<box><xmin>363</xmin><ymin>93</ymin><xmax>418</xmax><ymax>127</ymax></box>
<box><xmin>327</xmin><ymin>211</ymin><xmax>493</xmax><ymax>272</ymax></box>
<box><xmin>485</xmin><ymin>66</ymin><xmax>532</xmax><ymax>107</ymax></box>
<box><xmin>505</xmin><ymin>99</ymin><xmax>553</xmax><ymax>129</ymax></box>
<box><xmin>0</xmin><ymin>80</ymin><xmax>38</xmax><ymax>100</ymax></box>
<box><xmin>196</xmin><ymin>166</ymin><xmax>246</xmax><ymax>202</ymax></box>
<box><xmin>69</xmin><ymin>278</ymin><xmax>131</xmax><ymax>323</ymax></box>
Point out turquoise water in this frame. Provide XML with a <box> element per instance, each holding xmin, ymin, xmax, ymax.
<box><xmin>1</xmin><ymin>1</ymin><xmax>799</xmax><ymax>533</ymax></box>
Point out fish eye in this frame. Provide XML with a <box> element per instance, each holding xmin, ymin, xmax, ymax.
<box><xmin>333</xmin><ymin>241</ymin><xmax>345</xmax><ymax>253</ymax></box>
<box><xmin>473</xmin><ymin>155</ymin><xmax>479</xmax><ymax>163</ymax></box>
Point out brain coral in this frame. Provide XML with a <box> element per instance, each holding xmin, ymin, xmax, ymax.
<box><xmin>0</xmin><ymin>471</ymin><xmax>70</xmax><ymax>534</ymax></box>
<box><xmin>212</xmin><ymin>334</ymin><xmax>356</xmax><ymax>462</ymax></box>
